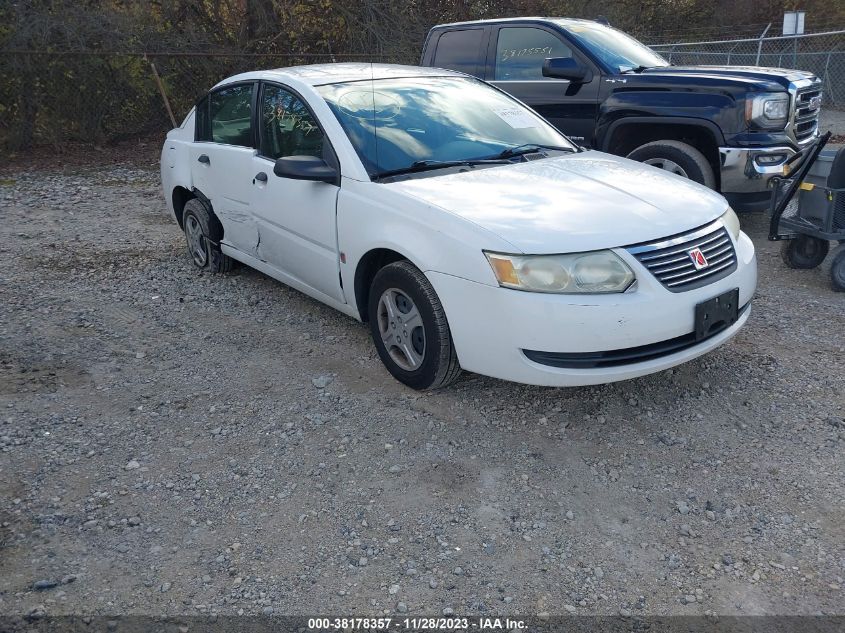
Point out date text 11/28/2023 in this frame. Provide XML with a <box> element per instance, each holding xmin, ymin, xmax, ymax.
<box><xmin>307</xmin><ymin>617</ymin><xmax>528</xmax><ymax>630</ymax></box>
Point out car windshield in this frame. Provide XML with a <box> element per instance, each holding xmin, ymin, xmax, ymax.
<box><xmin>316</xmin><ymin>76</ymin><xmax>575</xmax><ymax>179</ymax></box>
<box><xmin>557</xmin><ymin>21</ymin><xmax>669</xmax><ymax>74</ymax></box>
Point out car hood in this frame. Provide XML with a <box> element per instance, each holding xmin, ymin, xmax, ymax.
<box><xmin>384</xmin><ymin>151</ymin><xmax>729</xmax><ymax>254</ymax></box>
<box><xmin>641</xmin><ymin>65</ymin><xmax>818</xmax><ymax>90</ymax></box>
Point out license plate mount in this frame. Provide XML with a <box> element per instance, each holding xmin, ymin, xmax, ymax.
<box><xmin>694</xmin><ymin>288</ymin><xmax>739</xmax><ymax>341</ymax></box>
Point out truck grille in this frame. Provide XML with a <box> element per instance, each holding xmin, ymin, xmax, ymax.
<box><xmin>626</xmin><ymin>221</ymin><xmax>737</xmax><ymax>292</ymax></box>
<box><xmin>793</xmin><ymin>84</ymin><xmax>822</xmax><ymax>143</ymax></box>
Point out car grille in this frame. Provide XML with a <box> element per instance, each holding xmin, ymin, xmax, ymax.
<box><xmin>793</xmin><ymin>84</ymin><xmax>822</xmax><ymax>143</ymax></box>
<box><xmin>626</xmin><ymin>221</ymin><xmax>737</xmax><ymax>292</ymax></box>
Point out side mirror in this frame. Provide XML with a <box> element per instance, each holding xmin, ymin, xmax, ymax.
<box><xmin>273</xmin><ymin>155</ymin><xmax>338</xmax><ymax>185</ymax></box>
<box><xmin>542</xmin><ymin>57</ymin><xmax>591</xmax><ymax>82</ymax></box>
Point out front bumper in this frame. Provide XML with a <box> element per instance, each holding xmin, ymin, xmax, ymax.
<box><xmin>427</xmin><ymin>232</ymin><xmax>756</xmax><ymax>387</ymax></box>
<box><xmin>719</xmin><ymin>145</ymin><xmax>799</xmax><ymax>194</ymax></box>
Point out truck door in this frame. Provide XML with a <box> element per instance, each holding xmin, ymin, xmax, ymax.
<box><xmin>487</xmin><ymin>25</ymin><xmax>601</xmax><ymax>147</ymax></box>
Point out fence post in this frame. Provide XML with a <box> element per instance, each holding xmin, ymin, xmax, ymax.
<box><xmin>727</xmin><ymin>42</ymin><xmax>739</xmax><ymax>65</ymax></box>
<box><xmin>822</xmin><ymin>51</ymin><xmax>832</xmax><ymax>105</ymax></box>
<box><xmin>147</xmin><ymin>55</ymin><xmax>177</xmax><ymax>129</ymax></box>
<box><xmin>755</xmin><ymin>23</ymin><xmax>771</xmax><ymax>65</ymax></box>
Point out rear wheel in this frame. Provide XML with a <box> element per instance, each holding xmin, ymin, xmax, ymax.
<box><xmin>780</xmin><ymin>235</ymin><xmax>829</xmax><ymax>270</ymax></box>
<box><xmin>182</xmin><ymin>198</ymin><xmax>234</xmax><ymax>273</ymax></box>
<box><xmin>368</xmin><ymin>261</ymin><xmax>460</xmax><ymax>390</ymax></box>
<box><xmin>627</xmin><ymin>140</ymin><xmax>716</xmax><ymax>189</ymax></box>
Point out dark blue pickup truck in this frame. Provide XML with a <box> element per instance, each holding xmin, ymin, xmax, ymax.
<box><xmin>421</xmin><ymin>17</ymin><xmax>823</xmax><ymax>210</ymax></box>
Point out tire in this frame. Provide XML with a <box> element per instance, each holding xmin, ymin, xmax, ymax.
<box><xmin>182</xmin><ymin>198</ymin><xmax>234</xmax><ymax>273</ymax></box>
<box><xmin>780</xmin><ymin>235</ymin><xmax>829</xmax><ymax>270</ymax></box>
<box><xmin>627</xmin><ymin>140</ymin><xmax>717</xmax><ymax>189</ymax></box>
<box><xmin>367</xmin><ymin>260</ymin><xmax>460</xmax><ymax>390</ymax></box>
<box><xmin>824</xmin><ymin>243</ymin><xmax>845</xmax><ymax>292</ymax></box>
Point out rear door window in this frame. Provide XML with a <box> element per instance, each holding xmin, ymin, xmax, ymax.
<box><xmin>432</xmin><ymin>29</ymin><xmax>485</xmax><ymax>77</ymax></box>
<box><xmin>495</xmin><ymin>27</ymin><xmax>572</xmax><ymax>80</ymax></box>
<box><xmin>209</xmin><ymin>84</ymin><xmax>254</xmax><ymax>146</ymax></box>
<box><xmin>195</xmin><ymin>96</ymin><xmax>210</xmax><ymax>141</ymax></box>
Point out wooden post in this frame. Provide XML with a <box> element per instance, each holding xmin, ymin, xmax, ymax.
<box><xmin>147</xmin><ymin>55</ymin><xmax>177</xmax><ymax>129</ymax></box>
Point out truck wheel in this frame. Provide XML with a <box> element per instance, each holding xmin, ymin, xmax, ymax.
<box><xmin>183</xmin><ymin>198</ymin><xmax>235</xmax><ymax>273</ymax></box>
<box><xmin>627</xmin><ymin>140</ymin><xmax>716</xmax><ymax>189</ymax></box>
<box><xmin>780</xmin><ymin>235</ymin><xmax>829</xmax><ymax>270</ymax></box>
<box><xmin>368</xmin><ymin>261</ymin><xmax>461</xmax><ymax>390</ymax></box>
<box><xmin>824</xmin><ymin>243</ymin><xmax>845</xmax><ymax>292</ymax></box>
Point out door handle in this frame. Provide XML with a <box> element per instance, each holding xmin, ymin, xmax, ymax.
<box><xmin>253</xmin><ymin>171</ymin><xmax>268</xmax><ymax>184</ymax></box>
<box><xmin>197</xmin><ymin>154</ymin><xmax>210</xmax><ymax>165</ymax></box>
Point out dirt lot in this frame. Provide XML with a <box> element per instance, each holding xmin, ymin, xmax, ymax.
<box><xmin>821</xmin><ymin>108</ymin><xmax>845</xmax><ymax>143</ymax></box>
<box><xmin>0</xmin><ymin>159</ymin><xmax>843</xmax><ymax>619</ymax></box>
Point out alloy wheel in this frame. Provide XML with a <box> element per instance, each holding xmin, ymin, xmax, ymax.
<box><xmin>643</xmin><ymin>157</ymin><xmax>689</xmax><ymax>178</ymax></box>
<box><xmin>376</xmin><ymin>288</ymin><xmax>426</xmax><ymax>371</ymax></box>
<box><xmin>185</xmin><ymin>214</ymin><xmax>208</xmax><ymax>267</ymax></box>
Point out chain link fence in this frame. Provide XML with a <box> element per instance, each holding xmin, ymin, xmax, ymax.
<box><xmin>649</xmin><ymin>29</ymin><xmax>845</xmax><ymax>106</ymax></box>
<box><xmin>0</xmin><ymin>51</ymin><xmax>391</xmax><ymax>151</ymax></box>
<box><xmin>3</xmin><ymin>29</ymin><xmax>843</xmax><ymax>151</ymax></box>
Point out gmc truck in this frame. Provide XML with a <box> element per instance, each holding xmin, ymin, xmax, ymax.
<box><xmin>421</xmin><ymin>17</ymin><xmax>824</xmax><ymax>210</ymax></box>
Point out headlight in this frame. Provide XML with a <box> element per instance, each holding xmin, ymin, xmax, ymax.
<box><xmin>485</xmin><ymin>250</ymin><xmax>635</xmax><ymax>294</ymax></box>
<box><xmin>746</xmin><ymin>93</ymin><xmax>789</xmax><ymax>129</ymax></box>
<box><xmin>720</xmin><ymin>208</ymin><xmax>741</xmax><ymax>240</ymax></box>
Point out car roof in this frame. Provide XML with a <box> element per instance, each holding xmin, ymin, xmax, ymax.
<box><xmin>216</xmin><ymin>63</ymin><xmax>464</xmax><ymax>89</ymax></box>
<box><xmin>430</xmin><ymin>17</ymin><xmax>599</xmax><ymax>29</ymax></box>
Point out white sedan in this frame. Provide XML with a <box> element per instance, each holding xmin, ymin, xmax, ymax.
<box><xmin>160</xmin><ymin>63</ymin><xmax>757</xmax><ymax>389</ymax></box>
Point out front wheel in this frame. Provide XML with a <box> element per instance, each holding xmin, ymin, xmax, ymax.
<box><xmin>627</xmin><ymin>140</ymin><xmax>716</xmax><ymax>189</ymax></box>
<box><xmin>367</xmin><ymin>261</ymin><xmax>460</xmax><ymax>390</ymax></box>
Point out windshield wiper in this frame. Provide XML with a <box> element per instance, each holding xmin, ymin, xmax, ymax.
<box><xmin>621</xmin><ymin>65</ymin><xmax>650</xmax><ymax>73</ymax></box>
<box><xmin>494</xmin><ymin>143</ymin><xmax>576</xmax><ymax>159</ymax></box>
<box><xmin>373</xmin><ymin>158</ymin><xmax>510</xmax><ymax>180</ymax></box>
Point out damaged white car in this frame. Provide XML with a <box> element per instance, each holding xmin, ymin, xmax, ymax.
<box><xmin>161</xmin><ymin>63</ymin><xmax>756</xmax><ymax>389</ymax></box>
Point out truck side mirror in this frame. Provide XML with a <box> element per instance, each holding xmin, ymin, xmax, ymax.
<box><xmin>543</xmin><ymin>57</ymin><xmax>591</xmax><ymax>83</ymax></box>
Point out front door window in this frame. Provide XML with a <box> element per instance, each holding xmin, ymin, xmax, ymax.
<box><xmin>260</xmin><ymin>84</ymin><xmax>324</xmax><ymax>160</ymax></box>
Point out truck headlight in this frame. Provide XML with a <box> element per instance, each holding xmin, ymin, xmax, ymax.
<box><xmin>746</xmin><ymin>93</ymin><xmax>789</xmax><ymax>129</ymax></box>
<box><xmin>485</xmin><ymin>251</ymin><xmax>635</xmax><ymax>294</ymax></box>
<box><xmin>720</xmin><ymin>208</ymin><xmax>741</xmax><ymax>240</ymax></box>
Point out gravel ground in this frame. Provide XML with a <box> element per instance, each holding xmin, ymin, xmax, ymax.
<box><xmin>0</xmin><ymin>162</ymin><xmax>843</xmax><ymax>619</ymax></box>
<box><xmin>820</xmin><ymin>107</ymin><xmax>845</xmax><ymax>141</ymax></box>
